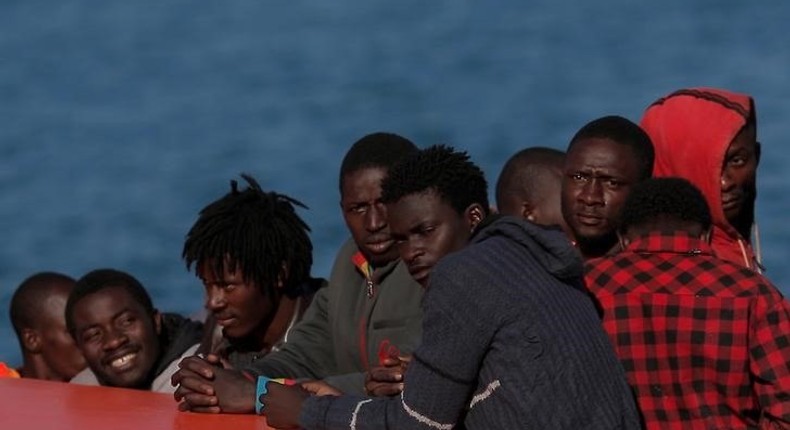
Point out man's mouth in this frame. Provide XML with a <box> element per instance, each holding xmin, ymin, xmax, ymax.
<box><xmin>365</xmin><ymin>238</ymin><xmax>394</xmax><ymax>254</ymax></box>
<box><xmin>408</xmin><ymin>265</ymin><xmax>432</xmax><ymax>286</ymax></box>
<box><xmin>576</xmin><ymin>212</ymin><xmax>604</xmax><ymax>227</ymax></box>
<box><xmin>721</xmin><ymin>196</ymin><xmax>741</xmax><ymax>211</ymax></box>
<box><xmin>215</xmin><ymin>315</ymin><xmax>237</xmax><ymax>327</ymax></box>
<box><xmin>105</xmin><ymin>350</ymin><xmax>139</xmax><ymax>372</ymax></box>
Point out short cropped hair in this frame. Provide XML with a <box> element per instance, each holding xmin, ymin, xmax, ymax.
<box><xmin>567</xmin><ymin>115</ymin><xmax>655</xmax><ymax>181</ymax></box>
<box><xmin>182</xmin><ymin>174</ymin><xmax>312</xmax><ymax>299</ymax></box>
<box><xmin>65</xmin><ymin>269</ymin><xmax>154</xmax><ymax>337</ymax></box>
<box><xmin>10</xmin><ymin>272</ymin><xmax>75</xmax><ymax>336</ymax></box>
<box><xmin>495</xmin><ymin>147</ymin><xmax>565</xmax><ymax>209</ymax></box>
<box><xmin>619</xmin><ymin>177</ymin><xmax>712</xmax><ymax>233</ymax></box>
<box><xmin>381</xmin><ymin>144</ymin><xmax>489</xmax><ymax>215</ymax></box>
<box><xmin>339</xmin><ymin>132</ymin><xmax>418</xmax><ymax>191</ymax></box>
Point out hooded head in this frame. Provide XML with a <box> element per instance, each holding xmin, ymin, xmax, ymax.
<box><xmin>640</xmin><ymin>88</ymin><xmax>760</xmax><ymax>269</ymax></box>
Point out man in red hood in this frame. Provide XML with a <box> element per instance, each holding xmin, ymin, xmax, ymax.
<box><xmin>640</xmin><ymin>88</ymin><xmax>762</xmax><ymax>271</ymax></box>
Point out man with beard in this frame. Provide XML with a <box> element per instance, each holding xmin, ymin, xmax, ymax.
<box><xmin>561</xmin><ymin>115</ymin><xmax>654</xmax><ymax>259</ymax></box>
<box><xmin>640</xmin><ymin>87</ymin><xmax>762</xmax><ymax>271</ymax></box>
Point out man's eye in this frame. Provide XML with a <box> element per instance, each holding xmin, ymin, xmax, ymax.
<box><xmin>572</xmin><ymin>174</ymin><xmax>586</xmax><ymax>182</ymax></box>
<box><xmin>728</xmin><ymin>156</ymin><xmax>746</xmax><ymax>167</ymax></box>
<box><xmin>118</xmin><ymin>316</ymin><xmax>135</xmax><ymax>327</ymax></box>
<box><xmin>82</xmin><ymin>330</ymin><xmax>101</xmax><ymax>343</ymax></box>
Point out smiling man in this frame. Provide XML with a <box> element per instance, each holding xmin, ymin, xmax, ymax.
<box><xmin>561</xmin><ymin>115</ymin><xmax>655</xmax><ymax>259</ymax></box>
<box><xmin>67</xmin><ymin>269</ymin><xmax>202</xmax><ymax>392</ymax></box>
<box><xmin>255</xmin><ymin>145</ymin><xmax>640</xmax><ymax>430</ymax></box>
<box><xmin>641</xmin><ymin>87</ymin><xmax>762</xmax><ymax>271</ymax></box>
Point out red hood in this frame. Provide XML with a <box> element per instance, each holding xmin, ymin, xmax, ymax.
<box><xmin>640</xmin><ymin>87</ymin><xmax>758</xmax><ymax>269</ymax></box>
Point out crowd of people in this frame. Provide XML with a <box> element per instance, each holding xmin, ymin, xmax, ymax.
<box><xmin>3</xmin><ymin>87</ymin><xmax>788</xmax><ymax>429</ymax></box>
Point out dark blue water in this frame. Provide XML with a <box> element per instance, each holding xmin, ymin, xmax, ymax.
<box><xmin>1</xmin><ymin>0</ymin><xmax>788</xmax><ymax>364</ymax></box>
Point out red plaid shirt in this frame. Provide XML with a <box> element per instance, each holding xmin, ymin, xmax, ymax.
<box><xmin>585</xmin><ymin>232</ymin><xmax>790</xmax><ymax>429</ymax></box>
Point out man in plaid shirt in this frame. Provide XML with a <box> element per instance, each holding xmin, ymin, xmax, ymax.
<box><xmin>586</xmin><ymin>177</ymin><xmax>790</xmax><ymax>429</ymax></box>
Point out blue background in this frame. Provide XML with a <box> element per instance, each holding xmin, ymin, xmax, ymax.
<box><xmin>2</xmin><ymin>0</ymin><xmax>788</xmax><ymax>364</ymax></box>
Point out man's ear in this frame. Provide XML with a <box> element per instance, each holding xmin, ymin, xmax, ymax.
<box><xmin>276</xmin><ymin>261</ymin><xmax>289</xmax><ymax>290</ymax></box>
<box><xmin>616</xmin><ymin>231</ymin><xmax>629</xmax><ymax>251</ymax></box>
<box><xmin>465</xmin><ymin>203</ymin><xmax>486</xmax><ymax>231</ymax></box>
<box><xmin>152</xmin><ymin>310</ymin><xmax>162</xmax><ymax>335</ymax></box>
<box><xmin>701</xmin><ymin>226</ymin><xmax>713</xmax><ymax>244</ymax></box>
<box><xmin>21</xmin><ymin>328</ymin><xmax>41</xmax><ymax>353</ymax></box>
<box><xmin>520</xmin><ymin>202</ymin><xmax>536</xmax><ymax>223</ymax></box>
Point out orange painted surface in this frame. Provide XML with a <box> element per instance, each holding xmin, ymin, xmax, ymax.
<box><xmin>0</xmin><ymin>377</ymin><xmax>274</xmax><ymax>430</ymax></box>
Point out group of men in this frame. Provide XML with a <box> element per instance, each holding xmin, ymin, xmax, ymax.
<box><xmin>4</xmin><ymin>86</ymin><xmax>789</xmax><ymax>429</ymax></box>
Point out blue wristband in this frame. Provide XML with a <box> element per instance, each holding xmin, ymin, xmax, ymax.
<box><xmin>255</xmin><ymin>376</ymin><xmax>271</xmax><ymax>415</ymax></box>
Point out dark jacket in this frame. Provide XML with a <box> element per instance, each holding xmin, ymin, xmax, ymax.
<box><xmin>300</xmin><ymin>216</ymin><xmax>640</xmax><ymax>429</ymax></box>
<box><xmin>246</xmin><ymin>238</ymin><xmax>424</xmax><ymax>394</ymax></box>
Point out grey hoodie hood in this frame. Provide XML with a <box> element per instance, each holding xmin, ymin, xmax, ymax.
<box><xmin>471</xmin><ymin>215</ymin><xmax>583</xmax><ymax>282</ymax></box>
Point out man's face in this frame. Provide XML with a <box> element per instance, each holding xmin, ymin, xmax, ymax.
<box><xmin>388</xmin><ymin>189</ymin><xmax>475</xmax><ymax>288</ymax></box>
<box><xmin>561</xmin><ymin>138</ymin><xmax>641</xmax><ymax>252</ymax></box>
<box><xmin>341</xmin><ymin>167</ymin><xmax>397</xmax><ymax>266</ymax></box>
<box><xmin>72</xmin><ymin>286</ymin><xmax>161</xmax><ymax>389</ymax></box>
<box><xmin>38</xmin><ymin>290</ymin><xmax>86</xmax><ymax>381</ymax></box>
<box><xmin>199</xmin><ymin>262</ymin><xmax>275</xmax><ymax>342</ymax></box>
<box><xmin>721</xmin><ymin>122</ymin><xmax>758</xmax><ymax>225</ymax></box>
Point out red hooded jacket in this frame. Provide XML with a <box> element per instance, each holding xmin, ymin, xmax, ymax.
<box><xmin>640</xmin><ymin>88</ymin><xmax>760</xmax><ymax>271</ymax></box>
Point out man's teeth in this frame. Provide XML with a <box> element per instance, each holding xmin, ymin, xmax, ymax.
<box><xmin>111</xmin><ymin>353</ymin><xmax>136</xmax><ymax>368</ymax></box>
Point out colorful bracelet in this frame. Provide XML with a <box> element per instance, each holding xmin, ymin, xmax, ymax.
<box><xmin>255</xmin><ymin>376</ymin><xmax>298</xmax><ymax>415</ymax></box>
<box><xmin>255</xmin><ymin>376</ymin><xmax>271</xmax><ymax>415</ymax></box>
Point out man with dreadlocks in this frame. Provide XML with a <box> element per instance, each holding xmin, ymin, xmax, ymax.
<box><xmin>180</xmin><ymin>174</ymin><xmax>323</xmax><ymax>369</ymax></box>
<box><xmin>259</xmin><ymin>145</ymin><xmax>639</xmax><ymax>429</ymax></box>
<box><xmin>172</xmin><ymin>132</ymin><xmax>424</xmax><ymax>412</ymax></box>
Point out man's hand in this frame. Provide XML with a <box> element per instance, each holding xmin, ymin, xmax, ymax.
<box><xmin>262</xmin><ymin>383</ymin><xmax>310</xmax><ymax>429</ymax></box>
<box><xmin>365</xmin><ymin>355</ymin><xmax>411</xmax><ymax>397</ymax></box>
<box><xmin>172</xmin><ymin>355</ymin><xmax>256</xmax><ymax>414</ymax></box>
<box><xmin>300</xmin><ymin>380</ymin><xmax>342</xmax><ymax>397</ymax></box>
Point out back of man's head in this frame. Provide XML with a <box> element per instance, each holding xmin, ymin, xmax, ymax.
<box><xmin>65</xmin><ymin>269</ymin><xmax>155</xmax><ymax>337</ymax></box>
<box><xmin>568</xmin><ymin>115</ymin><xmax>655</xmax><ymax>181</ymax></box>
<box><xmin>339</xmin><ymin>132</ymin><xmax>418</xmax><ymax>192</ymax></box>
<box><xmin>11</xmin><ymin>272</ymin><xmax>75</xmax><ymax>338</ymax></box>
<box><xmin>619</xmin><ymin>177</ymin><xmax>712</xmax><ymax>239</ymax></box>
<box><xmin>496</xmin><ymin>147</ymin><xmax>565</xmax><ymax>225</ymax></box>
<box><xmin>381</xmin><ymin>144</ymin><xmax>489</xmax><ymax>215</ymax></box>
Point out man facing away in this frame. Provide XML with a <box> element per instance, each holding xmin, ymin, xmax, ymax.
<box><xmin>172</xmin><ymin>132</ymin><xmax>423</xmax><ymax>409</ymax></box>
<box><xmin>67</xmin><ymin>269</ymin><xmax>203</xmax><ymax>393</ymax></box>
<box><xmin>7</xmin><ymin>272</ymin><xmax>86</xmax><ymax>381</ymax></box>
<box><xmin>640</xmin><ymin>87</ymin><xmax>763</xmax><ymax>271</ymax></box>
<box><xmin>495</xmin><ymin>146</ymin><xmax>568</xmax><ymax>233</ymax></box>
<box><xmin>259</xmin><ymin>145</ymin><xmax>640</xmax><ymax>429</ymax></box>
<box><xmin>561</xmin><ymin>115</ymin><xmax>654</xmax><ymax>260</ymax></box>
<box><xmin>585</xmin><ymin>177</ymin><xmax>790</xmax><ymax>428</ymax></box>
<box><xmin>183</xmin><ymin>174</ymin><xmax>323</xmax><ymax>369</ymax></box>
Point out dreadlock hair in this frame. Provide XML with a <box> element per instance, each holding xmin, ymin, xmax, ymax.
<box><xmin>339</xmin><ymin>132</ymin><xmax>419</xmax><ymax>192</ymax></box>
<box><xmin>10</xmin><ymin>272</ymin><xmax>75</xmax><ymax>338</ymax></box>
<box><xmin>619</xmin><ymin>177</ymin><xmax>712</xmax><ymax>235</ymax></box>
<box><xmin>381</xmin><ymin>144</ymin><xmax>489</xmax><ymax>215</ymax></box>
<box><xmin>567</xmin><ymin>115</ymin><xmax>655</xmax><ymax>181</ymax></box>
<box><xmin>66</xmin><ymin>269</ymin><xmax>155</xmax><ymax>337</ymax></box>
<box><xmin>182</xmin><ymin>174</ymin><xmax>313</xmax><ymax>300</ymax></box>
<box><xmin>495</xmin><ymin>147</ymin><xmax>565</xmax><ymax>213</ymax></box>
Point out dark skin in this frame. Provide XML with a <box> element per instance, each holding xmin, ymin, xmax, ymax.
<box><xmin>340</xmin><ymin>167</ymin><xmax>398</xmax><ymax>267</ymax></box>
<box><xmin>258</xmin><ymin>192</ymin><xmax>485</xmax><ymax>427</ymax></box>
<box><xmin>721</xmin><ymin>122</ymin><xmax>759</xmax><ymax>240</ymax></box>
<box><xmin>561</xmin><ymin>138</ymin><xmax>642</xmax><ymax>259</ymax></box>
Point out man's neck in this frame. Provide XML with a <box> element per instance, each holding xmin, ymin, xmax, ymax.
<box><xmin>20</xmin><ymin>355</ymin><xmax>64</xmax><ymax>381</ymax></box>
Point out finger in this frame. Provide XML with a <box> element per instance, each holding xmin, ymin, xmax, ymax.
<box><xmin>188</xmin><ymin>405</ymin><xmax>222</xmax><ymax>414</ymax></box>
<box><xmin>182</xmin><ymin>392</ymin><xmax>220</xmax><ymax>409</ymax></box>
<box><xmin>379</xmin><ymin>357</ymin><xmax>401</xmax><ymax>367</ymax></box>
<box><xmin>177</xmin><ymin>376</ymin><xmax>216</xmax><ymax>396</ymax></box>
<box><xmin>370</xmin><ymin>368</ymin><xmax>403</xmax><ymax>382</ymax></box>
<box><xmin>179</xmin><ymin>357</ymin><xmax>216</xmax><ymax>379</ymax></box>
<box><xmin>367</xmin><ymin>382</ymin><xmax>405</xmax><ymax>397</ymax></box>
<box><xmin>205</xmin><ymin>353</ymin><xmax>222</xmax><ymax>365</ymax></box>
